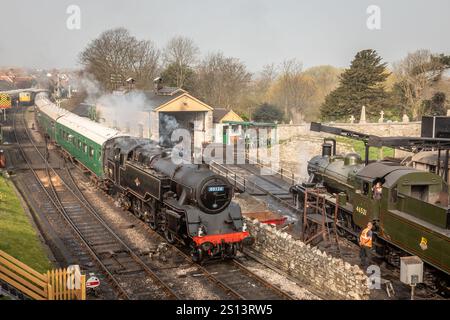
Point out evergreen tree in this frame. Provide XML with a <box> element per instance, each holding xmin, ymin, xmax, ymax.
<box><xmin>161</xmin><ymin>62</ymin><xmax>196</xmax><ymax>91</ymax></box>
<box><xmin>421</xmin><ymin>92</ymin><xmax>447</xmax><ymax>116</ymax></box>
<box><xmin>320</xmin><ymin>49</ymin><xmax>389</xmax><ymax>121</ymax></box>
<box><xmin>252</xmin><ymin>103</ymin><xmax>284</xmax><ymax>123</ymax></box>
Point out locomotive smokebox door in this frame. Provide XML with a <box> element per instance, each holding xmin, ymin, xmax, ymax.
<box><xmin>400</xmin><ymin>256</ymin><xmax>423</xmax><ymax>285</ymax></box>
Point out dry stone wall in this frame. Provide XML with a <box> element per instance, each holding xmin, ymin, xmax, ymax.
<box><xmin>278</xmin><ymin>122</ymin><xmax>421</xmax><ymax>141</ymax></box>
<box><xmin>245</xmin><ymin>218</ymin><xmax>370</xmax><ymax>300</ymax></box>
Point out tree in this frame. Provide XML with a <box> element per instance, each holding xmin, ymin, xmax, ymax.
<box><xmin>320</xmin><ymin>49</ymin><xmax>389</xmax><ymax>121</ymax></box>
<box><xmin>394</xmin><ymin>50</ymin><xmax>450</xmax><ymax>119</ymax></box>
<box><xmin>301</xmin><ymin>65</ymin><xmax>341</xmax><ymax>121</ymax></box>
<box><xmin>79</xmin><ymin>28</ymin><xmax>160</xmax><ymax>90</ymax></box>
<box><xmin>421</xmin><ymin>92</ymin><xmax>447</xmax><ymax>116</ymax></box>
<box><xmin>161</xmin><ymin>62</ymin><xmax>195</xmax><ymax>91</ymax></box>
<box><xmin>193</xmin><ymin>52</ymin><xmax>252</xmax><ymax>109</ymax></box>
<box><xmin>267</xmin><ymin>59</ymin><xmax>316</xmax><ymax>123</ymax></box>
<box><xmin>252</xmin><ymin>103</ymin><xmax>284</xmax><ymax>123</ymax></box>
<box><xmin>237</xmin><ymin>63</ymin><xmax>279</xmax><ymax>120</ymax></box>
<box><xmin>163</xmin><ymin>36</ymin><xmax>199</xmax><ymax>88</ymax></box>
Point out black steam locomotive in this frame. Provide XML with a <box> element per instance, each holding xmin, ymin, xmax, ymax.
<box><xmin>35</xmin><ymin>93</ymin><xmax>252</xmax><ymax>262</ymax></box>
<box><xmin>103</xmin><ymin>137</ymin><xmax>252</xmax><ymax>262</ymax></box>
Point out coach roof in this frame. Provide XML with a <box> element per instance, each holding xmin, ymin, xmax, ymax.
<box><xmin>58</xmin><ymin>113</ymin><xmax>126</xmax><ymax>145</ymax></box>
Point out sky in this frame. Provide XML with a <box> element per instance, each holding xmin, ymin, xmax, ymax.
<box><xmin>1</xmin><ymin>0</ymin><xmax>449</xmax><ymax>72</ymax></box>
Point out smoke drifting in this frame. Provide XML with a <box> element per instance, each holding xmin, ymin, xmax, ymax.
<box><xmin>97</xmin><ymin>91</ymin><xmax>151</xmax><ymax>127</ymax></box>
<box><xmin>159</xmin><ymin>113</ymin><xmax>180</xmax><ymax>146</ymax></box>
<box><xmin>77</xmin><ymin>75</ymin><xmax>103</xmax><ymax>104</ymax></box>
<box><xmin>76</xmin><ymin>73</ymin><xmax>180</xmax><ymax>143</ymax></box>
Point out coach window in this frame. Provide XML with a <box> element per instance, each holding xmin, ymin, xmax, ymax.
<box><xmin>83</xmin><ymin>143</ymin><xmax>87</xmax><ymax>153</ymax></box>
<box><xmin>89</xmin><ymin>147</ymin><xmax>94</xmax><ymax>159</ymax></box>
<box><xmin>391</xmin><ymin>186</ymin><xmax>398</xmax><ymax>203</ymax></box>
<box><xmin>362</xmin><ymin>182</ymin><xmax>370</xmax><ymax>196</ymax></box>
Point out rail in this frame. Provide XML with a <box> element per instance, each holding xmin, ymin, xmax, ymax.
<box><xmin>14</xmin><ymin>107</ymin><xmax>180</xmax><ymax>300</ymax></box>
<box><xmin>209</xmin><ymin>160</ymin><xmax>300</xmax><ymax>214</ymax></box>
<box><xmin>246</xmin><ymin>156</ymin><xmax>301</xmax><ymax>186</ymax></box>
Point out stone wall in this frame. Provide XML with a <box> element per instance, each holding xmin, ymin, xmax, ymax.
<box><xmin>278</xmin><ymin>122</ymin><xmax>422</xmax><ymax>141</ymax></box>
<box><xmin>245</xmin><ymin>218</ymin><xmax>370</xmax><ymax>300</ymax></box>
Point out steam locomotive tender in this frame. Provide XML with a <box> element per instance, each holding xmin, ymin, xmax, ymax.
<box><xmin>34</xmin><ymin>93</ymin><xmax>251</xmax><ymax>262</ymax></box>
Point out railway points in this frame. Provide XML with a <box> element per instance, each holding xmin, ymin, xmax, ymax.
<box><xmin>0</xmin><ymin>90</ymin><xmax>447</xmax><ymax>302</ymax></box>
<box><xmin>1</xmin><ymin>103</ymin><xmax>304</xmax><ymax>301</ymax></box>
<box><xmin>1</xmin><ymin>2</ymin><xmax>450</xmax><ymax>312</ymax></box>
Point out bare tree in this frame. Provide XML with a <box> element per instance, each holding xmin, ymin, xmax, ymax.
<box><xmin>163</xmin><ymin>36</ymin><xmax>199</xmax><ymax>88</ymax></box>
<box><xmin>268</xmin><ymin>59</ymin><xmax>316</xmax><ymax>123</ymax></box>
<box><xmin>254</xmin><ymin>64</ymin><xmax>278</xmax><ymax>98</ymax></box>
<box><xmin>193</xmin><ymin>52</ymin><xmax>252</xmax><ymax>109</ymax></box>
<box><xmin>79</xmin><ymin>28</ymin><xmax>160</xmax><ymax>90</ymax></box>
<box><xmin>394</xmin><ymin>50</ymin><xmax>445</xmax><ymax>119</ymax></box>
<box><xmin>302</xmin><ymin>65</ymin><xmax>341</xmax><ymax>120</ymax></box>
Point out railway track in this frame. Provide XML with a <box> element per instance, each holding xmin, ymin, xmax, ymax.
<box><xmin>12</xmin><ymin>107</ymin><xmax>180</xmax><ymax>300</ymax></box>
<box><xmin>10</xmin><ymin>106</ymin><xmax>299</xmax><ymax>300</ymax></box>
<box><xmin>67</xmin><ymin>154</ymin><xmax>297</xmax><ymax>300</ymax></box>
<box><xmin>210</xmin><ymin>161</ymin><xmax>300</xmax><ymax>218</ymax></box>
<box><xmin>201</xmin><ymin>259</ymin><xmax>294</xmax><ymax>300</ymax></box>
<box><xmin>94</xmin><ymin>179</ymin><xmax>295</xmax><ymax>300</ymax></box>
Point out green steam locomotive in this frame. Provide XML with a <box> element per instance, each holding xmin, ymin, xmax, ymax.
<box><xmin>291</xmin><ymin>136</ymin><xmax>449</xmax><ymax>294</ymax></box>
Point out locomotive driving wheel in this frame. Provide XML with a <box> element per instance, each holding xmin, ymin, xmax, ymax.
<box><xmin>132</xmin><ymin>198</ymin><xmax>143</xmax><ymax>219</ymax></box>
<box><xmin>147</xmin><ymin>211</ymin><xmax>157</xmax><ymax>230</ymax></box>
<box><xmin>225</xmin><ymin>243</ymin><xmax>237</xmax><ymax>258</ymax></box>
<box><xmin>160</xmin><ymin>214</ymin><xmax>176</xmax><ymax>244</ymax></box>
<box><xmin>164</xmin><ymin>229</ymin><xmax>176</xmax><ymax>244</ymax></box>
<box><xmin>191</xmin><ymin>247</ymin><xmax>203</xmax><ymax>263</ymax></box>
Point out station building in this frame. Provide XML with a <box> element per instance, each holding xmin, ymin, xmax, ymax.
<box><xmin>96</xmin><ymin>86</ymin><xmax>213</xmax><ymax>151</ymax></box>
<box><xmin>95</xmin><ymin>85</ymin><xmax>279</xmax><ymax>160</ymax></box>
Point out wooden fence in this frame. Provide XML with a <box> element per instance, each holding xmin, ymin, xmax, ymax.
<box><xmin>0</xmin><ymin>250</ymin><xmax>86</xmax><ymax>300</ymax></box>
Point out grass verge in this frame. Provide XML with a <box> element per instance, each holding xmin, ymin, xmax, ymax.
<box><xmin>335</xmin><ymin>136</ymin><xmax>395</xmax><ymax>160</ymax></box>
<box><xmin>0</xmin><ymin>174</ymin><xmax>52</xmax><ymax>273</ymax></box>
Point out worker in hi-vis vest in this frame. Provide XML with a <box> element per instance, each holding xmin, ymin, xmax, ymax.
<box><xmin>359</xmin><ymin>222</ymin><xmax>373</xmax><ymax>267</ymax></box>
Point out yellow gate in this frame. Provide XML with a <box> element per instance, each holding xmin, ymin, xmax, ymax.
<box><xmin>0</xmin><ymin>250</ymin><xmax>86</xmax><ymax>300</ymax></box>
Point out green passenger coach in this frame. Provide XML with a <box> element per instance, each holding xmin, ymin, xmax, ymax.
<box><xmin>35</xmin><ymin>94</ymin><xmax>123</xmax><ymax>177</ymax></box>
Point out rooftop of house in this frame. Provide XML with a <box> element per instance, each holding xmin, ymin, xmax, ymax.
<box><xmin>142</xmin><ymin>87</ymin><xmax>187</xmax><ymax>111</ymax></box>
<box><xmin>70</xmin><ymin>103</ymin><xmax>93</xmax><ymax>118</ymax></box>
<box><xmin>212</xmin><ymin>108</ymin><xmax>230</xmax><ymax>123</ymax></box>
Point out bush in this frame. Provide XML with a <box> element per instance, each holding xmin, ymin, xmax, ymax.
<box><xmin>252</xmin><ymin>103</ymin><xmax>284</xmax><ymax>123</ymax></box>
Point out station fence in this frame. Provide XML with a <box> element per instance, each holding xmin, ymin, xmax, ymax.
<box><xmin>0</xmin><ymin>250</ymin><xmax>86</xmax><ymax>300</ymax></box>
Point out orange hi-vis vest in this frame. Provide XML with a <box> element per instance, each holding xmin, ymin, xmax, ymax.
<box><xmin>359</xmin><ymin>227</ymin><xmax>372</xmax><ymax>248</ymax></box>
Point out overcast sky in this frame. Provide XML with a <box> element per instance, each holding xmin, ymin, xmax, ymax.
<box><xmin>1</xmin><ymin>0</ymin><xmax>449</xmax><ymax>72</ymax></box>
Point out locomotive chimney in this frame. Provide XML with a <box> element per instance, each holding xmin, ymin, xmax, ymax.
<box><xmin>322</xmin><ymin>143</ymin><xmax>332</xmax><ymax>157</ymax></box>
<box><xmin>153</xmin><ymin>76</ymin><xmax>163</xmax><ymax>93</ymax></box>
